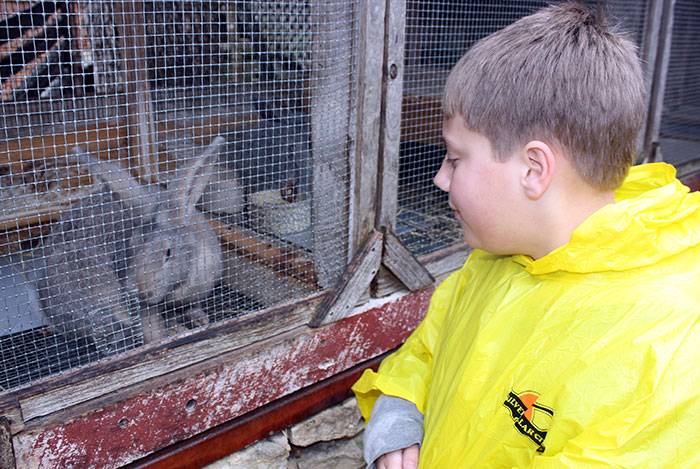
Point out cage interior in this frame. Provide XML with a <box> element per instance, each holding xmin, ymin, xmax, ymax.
<box><xmin>0</xmin><ymin>0</ymin><xmax>354</xmax><ymax>390</ymax></box>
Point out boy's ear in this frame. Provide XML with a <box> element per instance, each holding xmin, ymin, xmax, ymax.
<box><xmin>520</xmin><ymin>140</ymin><xmax>555</xmax><ymax>200</ymax></box>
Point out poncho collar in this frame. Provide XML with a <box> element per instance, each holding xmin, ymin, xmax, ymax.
<box><xmin>513</xmin><ymin>163</ymin><xmax>700</xmax><ymax>275</ymax></box>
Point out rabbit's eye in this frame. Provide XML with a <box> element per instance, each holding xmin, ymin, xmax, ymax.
<box><xmin>165</xmin><ymin>248</ymin><xmax>171</xmax><ymax>259</ymax></box>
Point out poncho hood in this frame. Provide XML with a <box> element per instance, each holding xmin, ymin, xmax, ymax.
<box><xmin>515</xmin><ymin>162</ymin><xmax>700</xmax><ymax>275</ymax></box>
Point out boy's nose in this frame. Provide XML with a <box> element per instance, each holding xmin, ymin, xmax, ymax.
<box><xmin>433</xmin><ymin>159</ymin><xmax>450</xmax><ymax>192</ymax></box>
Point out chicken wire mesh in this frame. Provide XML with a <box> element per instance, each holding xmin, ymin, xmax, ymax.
<box><xmin>0</xmin><ymin>0</ymin><xmax>355</xmax><ymax>390</ymax></box>
<box><xmin>398</xmin><ymin>0</ymin><xmax>650</xmax><ymax>256</ymax></box>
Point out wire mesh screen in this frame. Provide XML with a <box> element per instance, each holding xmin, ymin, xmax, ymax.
<box><xmin>658</xmin><ymin>0</ymin><xmax>700</xmax><ymax>174</ymax></box>
<box><xmin>399</xmin><ymin>0</ymin><xmax>649</xmax><ymax>256</ymax></box>
<box><xmin>0</xmin><ymin>0</ymin><xmax>355</xmax><ymax>391</ymax></box>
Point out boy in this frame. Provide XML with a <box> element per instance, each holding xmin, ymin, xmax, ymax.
<box><xmin>353</xmin><ymin>2</ymin><xmax>700</xmax><ymax>468</ymax></box>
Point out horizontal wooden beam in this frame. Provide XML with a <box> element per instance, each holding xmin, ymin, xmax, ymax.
<box><xmin>7</xmin><ymin>287</ymin><xmax>433</xmax><ymax>467</ymax></box>
<box><xmin>211</xmin><ymin>218</ymin><xmax>319</xmax><ymax>288</ymax></box>
<box><xmin>0</xmin><ymin>115</ymin><xmax>258</xmax><ymax>169</ymax></box>
<box><xmin>124</xmin><ymin>350</ymin><xmax>392</xmax><ymax>469</ymax></box>
<box><xmin>0</xmin><ymin>122</ymin><xmax>129</xmax><ymax>169</ymax></box>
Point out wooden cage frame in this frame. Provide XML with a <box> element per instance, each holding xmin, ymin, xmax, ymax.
<box><xmin>0</xmin><ymin>0</ymin><xmax>697</xmax><ymax>467</ymax></box>
<box><xmin>0</xmin><ymin>1</ymin><xmax>467</xmax><ymax>466</ymax></box>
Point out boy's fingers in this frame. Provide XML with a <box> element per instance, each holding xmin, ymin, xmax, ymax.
<box><xmin>378</xmin><ymin>449</ymin><xmax>403</xmax><ymax>469</ymax></box>
<box><xmin>403</xmin><ymin>444</ymin><xmax>420</xmax><ymax>468</ymax></box>
<box><xmin>377</xmin><ymin>445</ymin><xmax>420</xmax><ymax>469</ymax></box>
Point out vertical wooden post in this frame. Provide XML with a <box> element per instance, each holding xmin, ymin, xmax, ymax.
<box><xmin>310</xmin><ymin>0</ymin><xmax>353</xmax><ymax>289</ymax></box>
<box><xmin>349</xmin><ymin>0</ymin><xmax>386</xmax><ymax>256</ymax></box>
<box><xmin>376</xmin><ymin>0</ymin><xmax>407</xmax><ymax>230</ymax></box>
<box><xmin>373</xmin><ymin>0</ymin><xmax>434</xmax><ymax>294</ymax></box>
<box><xmin>114</xmin><ymin>0</ymin><xmax>159</xmax><ymax>181</ymax></box>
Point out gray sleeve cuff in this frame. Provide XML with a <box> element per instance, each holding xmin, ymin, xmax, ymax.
<box><xmin>363</xmin><ymin>394</ymin><xmax>424</xmax><ymax>468</ymax></box>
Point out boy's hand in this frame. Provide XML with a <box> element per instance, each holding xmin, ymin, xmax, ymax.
<box><xmin>377</xmin><ymin>444</ymin><xmax>420</xmax><ymax>469</ymax></box>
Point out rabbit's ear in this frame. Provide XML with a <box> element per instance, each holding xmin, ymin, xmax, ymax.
<box><xmin>175</xmin><ymin>136</ymin><xmax>224</xmax><ymax>219</ymax></box>
<box><xmin>71</xmin><ymin>146</ymin><xmax>152</xmax><ymax>201</ymax></box>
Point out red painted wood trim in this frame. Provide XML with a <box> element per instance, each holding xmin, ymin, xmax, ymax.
<box><xmin>14</xmin><ymin>288</ymin><xmax>434</xmax><ymax>468</ymax></box>
<box><xmin>124</xmin><ymin>350</ymin><xmax>392</xmax><ymax>469</ymax></box>
<box><xmin>681</xmin><ymin>171</ymin><xmax>700</xmax><ymax>192</ymax></box>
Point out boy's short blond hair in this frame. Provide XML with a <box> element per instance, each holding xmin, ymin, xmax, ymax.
<box><xmin>442</xmin><ymin>2</ymin><xmax>645</xmax><ymax>190</ymax></box>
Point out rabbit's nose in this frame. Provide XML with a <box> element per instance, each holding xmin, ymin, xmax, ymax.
<box><xmin>137</xmin><ymin>289</ymin><xmax>152</xmax><ymax>300</ymax></box>
<box><xmin>169</xmin><ymin>279</ymin><xmax>187</xmax><ymax>295</ymax></box>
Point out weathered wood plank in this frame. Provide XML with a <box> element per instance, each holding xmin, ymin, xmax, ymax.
<box><xmin>0</xmin><ymin>402</ymin><xmax>24</xmax><ymax>436</ymax></box>
<box><xmin>376</xmin><ymin>0</ymin><xmax>407</xmax><ymax>230</ymax></box>
<box><xmin>11</xmin><ymin>287</ymin><xmax>435</xmax><ymax>468</ymax></box>
<box><xmin>14</xmin><ymin>294</ymin><xmax>323</xmax><ymax>423</ymax></box>
<box><xmin>421</xmin><ymin>242</ymin><xmax>472</xmax><ymax>279</ymax></box>
<box><xmin>309</xmin><ymin>230</ymin><xmax>383</xmax><ymax>327</ymax></box>
<box><xmin>677</xmin><ymin>158</ymin><xmax>700</xmax><ymax>180</ymax></box>
<box><xmin>369</xmin><ymin>265</ymin><xmax>405</xmax><ymax>300</ymax></box>
<box><xmin>0</xmin><ymin>417</ymin><xmax>16</xmax><ymax>469</ymax></box>
<box><xmin>372</xmin><ymin>242</ymin><xmax>471</xmax><ymax>298</ymax></box>
<box><xmin>349</xmin><ymin>0</ymin><xmax>386</xmax><ymax>254</ymax></box>
<box><xmin>382</xmin><ymin>228</ymin><xmax>434</xmax><ymax>291</ymax></box>
<box><xmin>310</xmin><ymin>0</ymin><xmax>353</xmax><ymax>289</ymax></box>
<box><xmin>211</xmin><ymin>218</ymin><xmax>319</xmax><ymax>287</ymax></box>
<box><xmin>126</xmin><ymin>351</ymin><xmax>390</xmax><ymax>469</ymax></box>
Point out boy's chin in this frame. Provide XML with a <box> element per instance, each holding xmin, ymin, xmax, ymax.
<box><xmin>461</xmin><ymin>231</ymin><xmax>481</xmax><ymax>250</ymax></box>
<box><xmin>461</xmin><ymin>225</ymin><xmax>511</xmax><ymax>254</ymax></box>
<box><xmin>462</xmin><ymin>234</ymin><xmax>512</xmax><ymax>256</ymax></box>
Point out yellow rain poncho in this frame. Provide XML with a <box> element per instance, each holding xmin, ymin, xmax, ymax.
<box><xmin>353</xmin><ymin>163</ymin><xmax>700</xmax><ymax>468</ymax></box>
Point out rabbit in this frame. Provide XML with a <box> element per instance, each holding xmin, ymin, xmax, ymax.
<box><xmin>36</xmin><ymin>188</ymin><xmax>146</xmax><ymax>357</ymax></box>
<box><xmin>36</xmin><ymin>137</ymin><xmax>225</xmax><ymax>358</ymax></box>
<box><xmin>162</xmin><ymin>130</ymin><xmax>245</xmax><ymax>217</ymax></box>
<box><xmin>198</xmin><ymin>161</ymin><xmax>246</xmax><ymax>216</ymax></box>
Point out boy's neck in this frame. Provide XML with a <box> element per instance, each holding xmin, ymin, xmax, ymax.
<box><xmin>527</xmin><ymin>170</ymin><xmax>615</xmax><ymax>260</ymax></box>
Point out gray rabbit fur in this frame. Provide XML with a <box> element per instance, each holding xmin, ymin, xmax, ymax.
<box><xmin>36</xmin><ymin>137</ymin><xmax>225</xmax><ymax>358</ymax></box>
